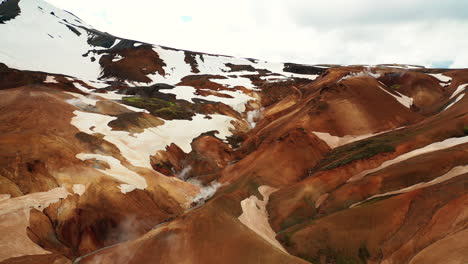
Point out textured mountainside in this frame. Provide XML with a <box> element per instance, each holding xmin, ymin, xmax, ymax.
<box><xmin>0</xmin><ymin>0</ymin><xmax>467</xmax><ymax>263</ymax></box>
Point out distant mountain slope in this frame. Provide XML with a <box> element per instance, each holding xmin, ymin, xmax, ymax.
<box><xmin>0</xmin><ymin>0</ymin><xmax>323</xmax><ymax>84</ymax></box>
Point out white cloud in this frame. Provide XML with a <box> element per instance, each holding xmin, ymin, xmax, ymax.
<box><xmin>45</xmin><ymin>0</ymin><xmax>468</xmax><ymax>67</ymax></box>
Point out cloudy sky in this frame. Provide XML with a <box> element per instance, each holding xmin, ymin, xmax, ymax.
<box><xmin>47</xmin><ymin>0</ymin><xmax>468</xmax><ymax>68</ymax></box>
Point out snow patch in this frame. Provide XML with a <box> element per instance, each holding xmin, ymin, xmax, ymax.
<box><xmin>429</xmin><ymin>73</ymin><xmax>452</xmax><ymax>83</ymax></box>
<box><xmin>384</xmin><ymin>65</ymin><xmax>424</xmax><ymax>69</ymax></box>
<box><xmin>194</xmin><ymin>54</ymin><xmax>230</xmax><ymax>74</ymax></box>
<box><xmin>260</xmin><ymin>75</ymin><xmax>283</xmax><ymax>82</ymax></box>
<box><xmin>73</xmin><ymin>82</ymin><xmax>94</xmax><ymax>93</ymax></box>
<box><xmin>379</xmin><ymin>86</ymin><xmax>413</xmax><ymax>108</ymax></box>
<box><xmin>148</xmin><ymin>46</ymin><xmax>192</xmax><ymax>85</ymax></box>
<box><xmin>159</xmin><ymin>86</ymin><xmax>198</xmax><ymax>103</ymax></box>
<box><xmin>91</xmin><ymin>91</ymin><xmax>126</xmax><ymax>100</ymax></box>
<box><xmin>348</xmin><ymin>136</ymin><xmax>468</xmax><ymax>182</ymax></box>
<box><xmin>76</xmin><ymin>153</ymin><xmax>147</xmax><ymax>191</ymax></box>
<box><xmin>450</xmin><ymin>84</ymin><xmax>468</xmax><ymax>99</ymax></box>
<box><xmin>250</xmin><ymin>60</ymin><xmax>319</xmax><ymax>80</ymax></box>
<box><xmin>0</xmin><ymin>0</ymin><xmax>103</xmax><ymax>80</ymax></box>
<box><xmin>210</xmin><ymin>75</ymin><xmax>256</xmax><ymax>89</ymax></box>
<box><xmin>71</xmin><ymin>111</ymin><xmax>235</xmax><ymax>169</ymax></box>
<box><xmin>238</xmin><ymin>186</ymin><xmax>287</xmax><ymax>252</ymax></box>
<box><xmin>119</xmin><ymin>184</ymin><xmax>137</xmax><ymax>194</ymax></box>
<box><xmin>0</xmin><ymin>187</ymin><xmax>70</xmax><ymax>215</ymax></box>
<box><xmin>444</xmin><ymin>94</ymin><xmax>465</xmax><ymax>111</ymax></box>
<box><xmin>284</xmin><ymin>73</ymin><xmax>319</xmax><ymax>80</ymax></box>
<box><xmin>44</xmin><ymin>75</ymin><xmax>58</xmax><ymax>83</ymax></box>
<box><xmin>140</xmin><ymin>48</ymin><xmax>319</xmax><ymax>89</ymax></box>
<box><xmin>110</xmin><ymin>39</ymin><xmax>121</xmax><ymax>49</ymax></box>
<box><xmin>254</xmin><ymin>60</ymin><xmax>284</xmax><ymax>74</ymax></box>
<box><xmin>72</xmin><ymin>184</ymin><xmax>86</xmax><ymax>196</ymax></box>
<box><xmin>112</xmin><ymin>54</ymin><xmax>124</xmax><ymax>62</ymax></box>
<box><xmin>313</xmin><ymin>129</ymin><xmax>395</xmax><ymax>149</ymax></box>
<box><xmin>351</xmin><ymin>165</ymin><xmax>468</xmax><ymax>208</ymax></box>
<box><xmin>85</xmin><ymin>80</ymin><xmax>109</xmax><ymax>89</ymax></box>
<box><xmin>87</xmin><ymin>92</ymin><xmax>148</xmax><ymax>113</ymax></box>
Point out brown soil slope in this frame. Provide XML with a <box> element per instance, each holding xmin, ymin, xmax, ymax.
<box><xmin>0</xmin><ymin>59</ymin><xmax>467</xmax><ymax>264</ymax></box>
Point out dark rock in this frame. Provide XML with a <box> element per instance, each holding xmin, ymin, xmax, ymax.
<box><xmin>0</xmin><ymin>0</ymin><xmax>21</xmax><ymax>24</ymax></box>
<box><xmin>283</xmin><ymin>63</ymin><xmax>326</xmax><ymax>75</ymax></box>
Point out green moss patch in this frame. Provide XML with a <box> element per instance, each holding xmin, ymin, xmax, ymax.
<box><xmin>320</xmin><ymin>140</ymin><xmax>396</xmax><ymax>171</ymax></box>
<box><xmin>122</xmin><ymin>97</ymin><xmax>195</xmax><ymax>120</ymax></box>
<box><xmin>312</xmin><ymin>124</ymin><xmax>443</xmax><ymax>172</ymax></box>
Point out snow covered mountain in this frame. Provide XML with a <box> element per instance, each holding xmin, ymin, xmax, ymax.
<box><xmin>0</xmin><ymin>0</ymin><xmax>321</xmax><ymax>82</ymax></box>
<box><xmin>0</xmin><ymin>0</ymin><xmax>467</xmax><ymax>264</ymax></box>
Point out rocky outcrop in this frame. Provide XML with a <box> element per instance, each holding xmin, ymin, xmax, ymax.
<box><xmin>283</xmin><ymin>63</ymin><xmax>326</xmax><ymax>75</ymax></box>
<box><xmin>99</xmin><ymin>46</ymin><xmax>166</xmax><ymax>83</ymax></box>
<box><xmin>0</xmin><ymin>0</ymin><xmax>21</xmax><ymax>24</ymax></box>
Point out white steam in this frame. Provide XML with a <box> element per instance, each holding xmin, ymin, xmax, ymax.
<box><xmin>246</xmin><ymin>107</ymin><xmax>264</xmax><ymax>128</ymax></box>
<box><xmin>339</xmin><ymin>70</ymin><xmax>381</xmax><ymax>82</ymax></box>
<box><xmin>73</xmin><ymin>215</ymin><xmax>139</xmax><ymax>263</ymax></box>
<box><xmin>66</xmin><ymin>98</ymin><xmax>85</xmax><ymax>107</ymax></box>
<box><xmin>65</xmin><ymin>92</ymin><xmax>98</xmax><ymax>107</ymax></box>
<box><xmin>189</xmin><ymin>179</ymin><xmax>222</xmax><ymax>206</ymax></box>
<box><xmin>176</xmin><ymin>165</ymin><xmax>192</xmax><ymax>181</ymax></box>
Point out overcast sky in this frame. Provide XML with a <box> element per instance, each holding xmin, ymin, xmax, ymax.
<box><xmin>47</xmin><ymin>0</ymin><xmax>468</xmax><ymax>68</ymax></box>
